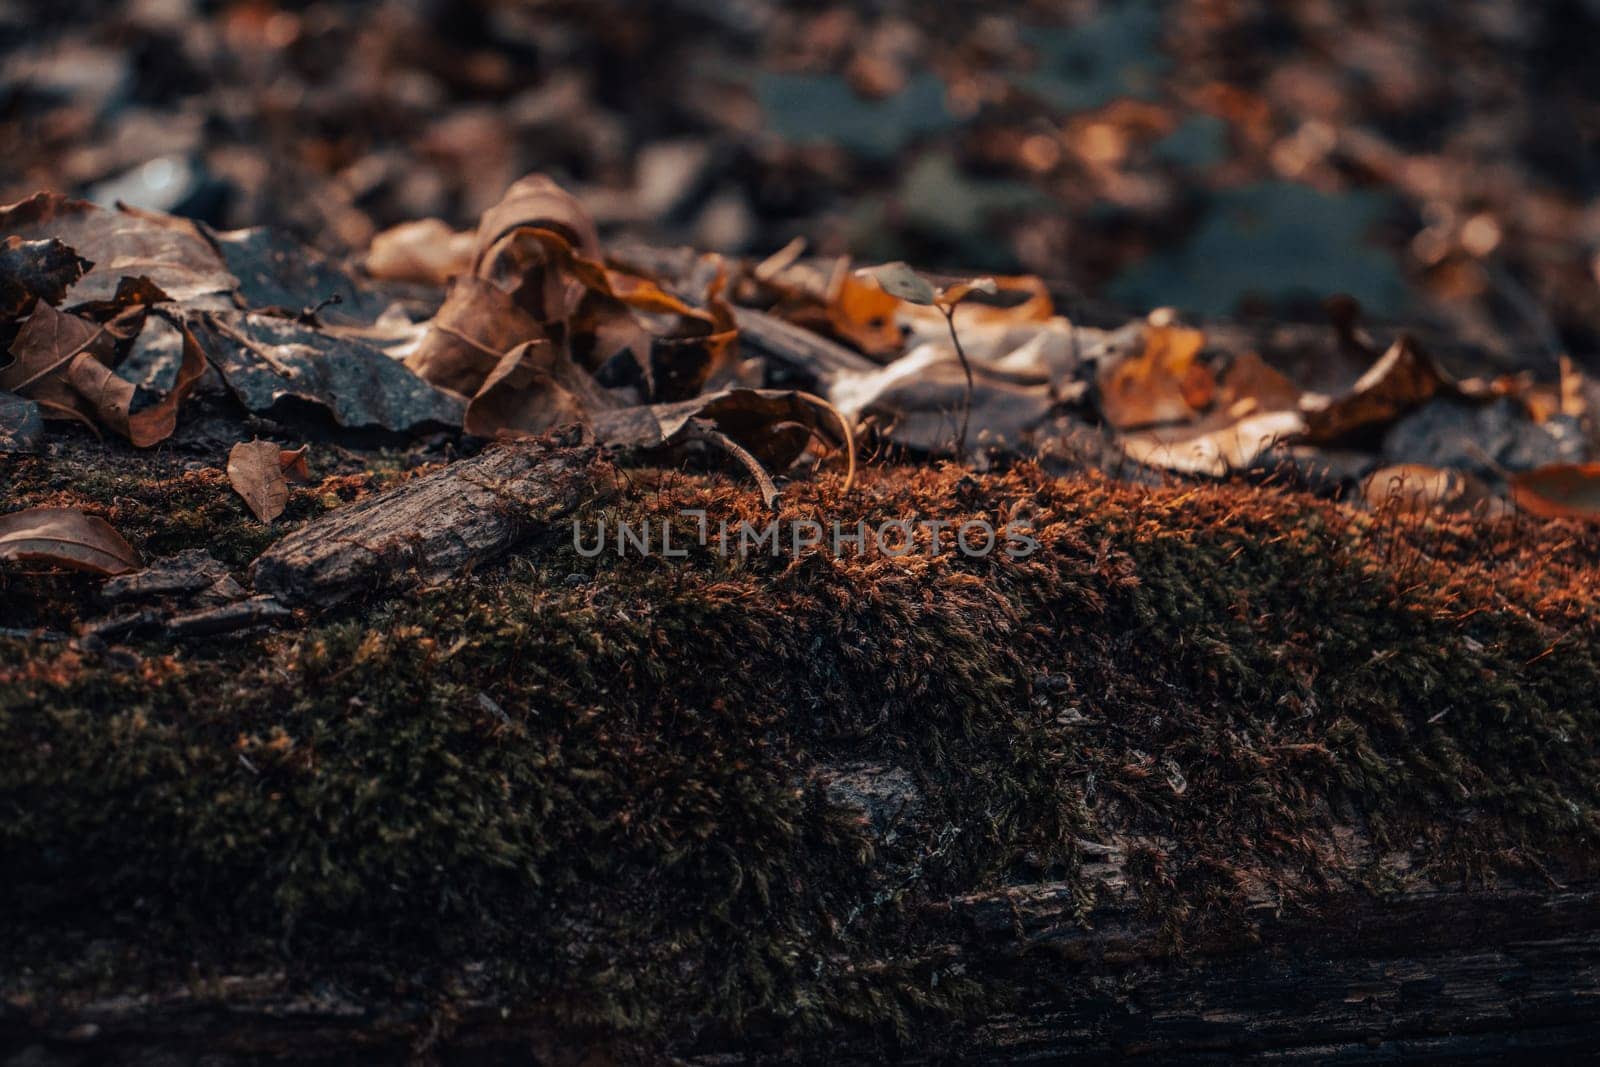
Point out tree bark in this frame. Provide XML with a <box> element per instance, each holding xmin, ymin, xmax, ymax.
<box><xmin>250</xmin><ymin>438</ymin><xmax>613</xmax><ymax>607</ymax></box>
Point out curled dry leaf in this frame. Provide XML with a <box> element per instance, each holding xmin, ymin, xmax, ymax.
<box><xmin>0</xmin><ymin>506</ymin><xmax>141</xmax><ymax>575</ymax></box>
<box><xmin>464</xmin><ymin>339</ymin><xmax>615</xmax><ymax>438</ymax></box>
<box><xmin>228</xmin><ymin>440</ymin><xmax>291</xmax><ymax>524</ymax></box>
<box><xmin>1097</xmin><ymin>321</ymin><xmax>1214</xmax><ymax>430</ymax></box>
<box><xmin>1300</xmin><ymin>335</ymin><xmax>1449</xmax><ymax>443</ymax></box>
<box><xmin>592</xmin><ymin>387</ymin><xmax>855</xmax><ymax>488</ymax></box>
<box><xmin>1</xmin><ymin>295</ymin><xmax>206</xmax><ymax>446</ymax></box>
<box><xmin>1510</xmin><ymin>464</ymin><xmax>1600</xmax><ymax>520</ymax></box>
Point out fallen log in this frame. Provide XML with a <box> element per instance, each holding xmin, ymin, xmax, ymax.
<box><xmin>249</xmin><ymin>437</ymin><xmax>614</xmax><ymax>607</ymax></box>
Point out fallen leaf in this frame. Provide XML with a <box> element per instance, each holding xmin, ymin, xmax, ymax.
<box><xmin>1361</xmin><ymin>464</ymin><xmax>1493</xmax><ymax>516</ymax></box>
<box><xmin>592</xmin><ymin>387</ymin><xmax>853</xmax><ymax>481</ymax></box>
<box><xmin>405</xmin><ymin>274</ymin><xmax>545</xmax><ymax>396</ymax></box>
<box><xmin>1510</xmin><ymin>464</ymin><xmax>1600</xmax><ymax>520</ymax></box>
<box><xmin>190</xmin><ymin>311</ymin><xmax>465</xmax><ymax>433</ymax></box>
<box><xmin>1097</xmin><ymin>320</ymin><xmax>1213</xmax><ymax>429</ymax></box>
<box><xmin>1215</xmin><ymin>352</ymin><xmax>1301</xmax><ymax>418</ymax></box>
<box><xmin>0</xmin><ymin>506</ymin><xmax>141</xmax><ymax>575</ymax></box>
<box><xmin>228</xmin><ymin>440</ymin><xmax>291</xmax><ymax>523</ymax></box>
<box><xmin>364</xmin><ymin>218</ymin><xmax>476</xmax><ymax>287</ymax></box>
<box><xmin>279</xmin><ymin>445</ymin><xmax>312</xmax><ymax>482</ymax></box>
<box><xmin>0</xmin><ymin>193</ymin><xmax>238</xmax><ymax>308</ymax></box>
<box><xmin>1119</xmin><ymin>409</ymin><xmax>1306</xmax><ymax>477</ymax></box>
<box><xmin>464</xmin><ymin>340</ymin><xmax>617</xmax><ymax>438</ymax></box>
<box><xmin>0</xmin><ymin>236</ymin><xmax>91</xmax><ymax>320</ymax></box>
<box><xmin>1300</xmin><ymin>335</ymin><xmax>1449</xmax><ymax>443</ymax></box>
<box><xmin>209</xmin><ymin>226</ymin><xmax>408</xmax><ymax>327</ymax></box>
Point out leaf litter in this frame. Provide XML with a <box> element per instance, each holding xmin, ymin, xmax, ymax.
<box><xmin>7</xmin><ymin>168</ymin><xmax>1600</xmax><ymax>601</ymax></box>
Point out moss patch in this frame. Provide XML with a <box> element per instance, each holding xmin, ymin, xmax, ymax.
<box><xmin>3</xmin><ymin>459</ymin><xmax>1599</xmax><ymax>1054</ymax></box>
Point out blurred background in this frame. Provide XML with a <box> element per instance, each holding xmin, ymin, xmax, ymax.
<box><xmin>4</xmin><ymin>0</ymin><xmax>1600</xmax><ymax>371</ymax></box>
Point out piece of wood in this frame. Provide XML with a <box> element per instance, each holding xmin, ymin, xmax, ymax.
<box><xmin>250</xmin><ymin>438</ymin><xmax>614</xmax><ymax>607</ymax></box>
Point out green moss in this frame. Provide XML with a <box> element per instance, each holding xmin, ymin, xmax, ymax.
<box><xmin>2</xmin><ymin>459</ymin><xmax>1599</xmax><ymax>1054</ymax></box>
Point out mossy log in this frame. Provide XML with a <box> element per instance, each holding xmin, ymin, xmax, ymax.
<box><xmin>4</xmin><ymin>451</ymin><xmax>1600</xmax><ymax>1063</ymax></box>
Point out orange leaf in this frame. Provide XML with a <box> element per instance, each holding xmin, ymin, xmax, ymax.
<box><xmin>1098</xmin><ymin>322</ymin><xmax>1212</xmax><ymax>430</ymax></box>
<box><xmin>1511</xmin><ymin>464</ymin><xmax>1600</xmax><ymax>520</ymax></box>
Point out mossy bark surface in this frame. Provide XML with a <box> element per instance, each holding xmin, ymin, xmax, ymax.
<box><xmin>3</xmin><ymin>443</ymin><xmax>1600</xmax><ymax>1061</ymax></box>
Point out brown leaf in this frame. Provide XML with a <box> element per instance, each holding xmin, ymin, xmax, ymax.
<box><xmin>279</xmin><ymin>445</ymin><xmax>312</xmax><ymax>482</ymax></box>
<box><xmin>1</xmin><ymin>302</ymin><xmax>109</xmax><ymax>393</ymax></box>
<box><xmin>474</xmin><ymin>173</ymin><xmax>602</xmax><ymax>274</ymax></box>
<box><xmin>1215</xmin><ymin>352</ymin><xmax>1301</xmax><ymax>419</ymax></box>
<box><xmin>364</xmin><ymin>218</ymin><xmax>476</xmax><ymax>286</ymax></box>
<box><xmin>463</xmin><ymin>340</ymin><xmax>617</xmax><ymax>438</ymax></box>
<box><xmin>592</xmin><ymin>388</ymin><xmax>852</xmax><ymax>478</ymax></box>
<box><xmin>228</xmin><ymin>440</ymin><xmax>291</xmax><ymax>523</ymax></box>
<box><xmin>1510</xmin><ymin>464</ymin><xmax>1600</xmax><ymax>520</ymax></box>
<box><xmin>0</xmin><ymin>506</ymin><xmax>141</xmax><ymax>575</ymax></box>
<box><xmin>2</xmin><ymin>304</ymin><xmax>207</xmax><ymax>446</ymax></box>
<box><xmin>1299</xmin><ymin>335</ymin><xmax>1449</xmax><ymax>443</ymax></box>
<box><xmin>0</xmin><ymin>236</ymin><xmax>91</xmax><ymax>321</ymax></box>
<box><xmin>0</xmin><ymin>193</ymin><xmax>237</xmax><ymax>308</ymax></box>
<box><xmin>1361</xmin><ymin>464</ymin><xmax>1494</xmax><ymax>516</ymax></box>
<box><xmin>1097</xmin><ymin>322</ymin><xmax>1213</xmax><ymax>430</ymax></box>
<box><xmin>405</xmin><ymin>275</ymin><xmax>545</xmax><ymax>396</ymax></box>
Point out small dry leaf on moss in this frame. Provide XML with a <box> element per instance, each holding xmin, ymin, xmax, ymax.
<box><xmin>1361</xmin><ymin>463</ymin><xmax>1497</xmax><ymax>516</ymax></box>
<box><xmin>228</xmin><ymin>440</ymin><xmax>292</xmax><ymax>524</ymax></box>
<box><xmin>0</xmin><ymin>505</ymin><xmax>141</xmax><ymax>575</ymax></box>
<box><xmin>1510</xmin><ymin>463</ymin><xmax>1600</xmax><ymax>520</ymax></box>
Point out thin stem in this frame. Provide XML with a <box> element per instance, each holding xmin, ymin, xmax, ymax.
<box><xmin>941</xmin><ymin>303</ymin><xmax>973</xmax><ymax>459</ymax></box>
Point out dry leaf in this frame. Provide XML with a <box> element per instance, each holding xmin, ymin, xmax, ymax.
<box><xmin>364</xmin><ymin>218</ymin><xmax>476</xmax><ymax>286</ymax></box>
<box><xmin>0</xmin><ymin>236</ymin><xmax>91</xmax><ymax>320</ymax></box>
<box><xmin>1510</xmin><ymin>464</ymin><xmax>1600</xmax><ymax>520</ymax></box>
<box><xmin>0</xmin><ymin>193</ymin><xmax>237</xmax><ymax>308</ymax></box>
<box><xmin>1361</xmin><ymin>464</ymin><xmax>1492</xmax><ymax>516</ymax></box>
<box><xmin>1120</xmin><ymin>409</ymin><xmax>1306</xmax><ymax>477</ymax></box>
<box><xmin>0</xmin><ymin>506</ymin><xmax>141</xmax><ymax>575</ymax></box>
<box><xmin>1097</xmin><ymin>321</ymin><xmax>1212</xmax><ymax>430</ymax></box>
<box><xmin>464</xmin><ymin>340</ymin><xmax>617</xmax><ymax>438</ymax></box>
<box><xmin>406</xmin><ymin>274</ymin><xmax>545</xmax><ymax>396</ymax></box>
<box><xmin>228</xmin><ymin>440</ymin><xmax>291</xmax><ymax>523</ymax></box>
<box><xmin>279</xmin><ymin>445</ymin><xmax>312</xmax><ymax>482</ymax></box>
<box><xmin>1300</xmin><ymin>335</ymin><xmax>1449</xmax><ymax>443</ymax></box>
